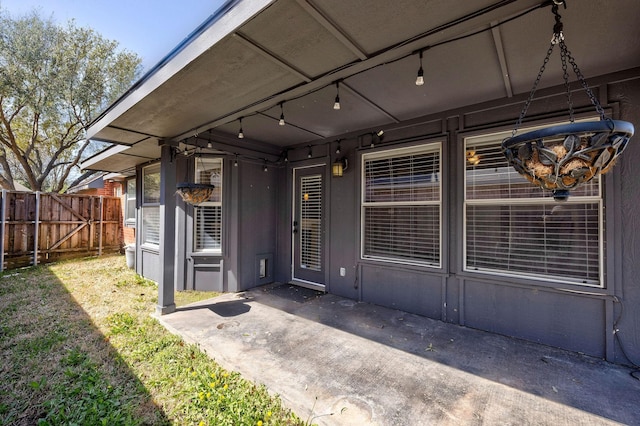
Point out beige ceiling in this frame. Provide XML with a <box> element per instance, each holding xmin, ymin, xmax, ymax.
<box><xmin>83</xmin><ymin>0</ymin><xmax>640</xmax><ymax>172</ymax></box>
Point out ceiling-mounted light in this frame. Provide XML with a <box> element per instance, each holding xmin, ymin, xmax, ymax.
<box><xmin>263</xmin><ymin>160</ymin><xmax>268</xmax><ymax>172</ymax></box>
<box><xmin>283</xmin><ymin>150</ymin><xmax>289</xmax><ymax>163</ymax></box>
<box><xmin>279</xmin><ymin>102</ymin><xmax>285</xmax><ymax>126</ymax></box>
<box><xmin>238</xmin><ymin>117</ymin><xmax>244</xmax><ymax>139</ymax></box>
<box><xmin>371</xmin><ymin>130</ymin><xmax>384</xmax><ymax>148</ymax></box>
<box><xmin>336</xmin><ymin>140</ymin><xmax>341</xmax><ymax>154</ymax></box>
<box><xmin>207</xmin><ymin>136</ymin><xmax>212</xmax><ymax>149</ymax></box>
<box><xmin>415</xmin><ymin>50</ymin><xmax>425</xmax><ymax>86</ymax></box>
<box><xmin>333</xmin><ymin>81</ymin><xmax>341</xmax><ymax>110</ymax></box>
<box><xmin>234</xmin><ymin>154</ymin><xmax>238</xmax><ymax>167</ymax></box>
<box><xmin>307</xmin><ymin>145</ymin><xmax>312</xmax><ymax>158</ymax></box>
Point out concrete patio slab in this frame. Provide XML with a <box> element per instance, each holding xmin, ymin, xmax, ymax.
<box><xmin>156</xmin><ymin>283</ymin><xmax>640</xmax><ymax>425</ymax></box>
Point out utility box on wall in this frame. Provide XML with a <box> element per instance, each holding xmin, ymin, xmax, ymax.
<box><xmin>255</xmin><ymin>253</ymin><xmax>274</xmax><ymax>286</ymax></box>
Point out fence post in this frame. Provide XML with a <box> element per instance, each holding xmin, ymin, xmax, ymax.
<box><xmin>0</xmin><ymin>190</ymin><xmax>6</xmax><ymax>271</ymax></box>
<box><xmin>34</xmin><ymin>191</ymin><xmax>40</xmax><ymax>266</ymax></box>
<box><xmin>98</xmin><ymin>196</ymin><xmax>104</xmax><ymax>256</ymax></box>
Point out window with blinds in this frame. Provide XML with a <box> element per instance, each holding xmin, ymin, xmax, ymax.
<box><xmin>194</xmin><ymin>158</ymin><xmax>223</xmax><ymax>252</ymax></box>
<box><xmin>361</xmin><ymin>143</ymin><xmax>441</xmax><ymax>267</ymax></box>
<box><xmin>464</xmin><ymin>127</ymin><xmax>603</xmax><ymax>287</ymax></box>
<box><xmin>141</xmin><ymin>164</ymin><xmax>160</xmax><ymax>246</ymax></box>
<box><xmin>300</xmin><ymin>175</ymin><xmax>322</xmax><ymax>271</ymax></box>
<box><xmin>125</xmin><ymin>178</ymin><xmax>136</xmax><ymax>226</ymax></box>
<box><xmin>142</xmin><ymin>206</ymin><xmax>160</xmax><ymax>245</ymax></box>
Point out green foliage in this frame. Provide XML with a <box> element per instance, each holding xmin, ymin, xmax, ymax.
<box><xmin>0</xmin><ymin>10</ymin><xmax>142</xmax><ymax>192</ymax></box>
<box><xmin>0</xmin><ymin>255</ymin><xmax>303</xmax><ymax>425</ymax></box>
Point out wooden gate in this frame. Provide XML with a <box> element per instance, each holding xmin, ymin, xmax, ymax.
<box><xmin>0</xmin><ymin>191</ymin><xmax>122</xmax><ymax>270</ymax></box>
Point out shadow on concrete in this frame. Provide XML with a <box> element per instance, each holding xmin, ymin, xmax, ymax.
<box><xmin>238</xmin><ymin>283</ymin><xmax>640</xmax><ymax>424</ymax></box>
<box><xmin>176</xmin><ymin>299</ymin><xmax>252</xmax><ymax>317</ymax></box>
<box><xmin>159</xmin><ymin>282</ymin><xmax>640</xmax><ymax>424</ymax></box>
<box><xmin>0</xmin><ymin>262</ymin><xmax>170</xmax><ymax>425</ymax></box>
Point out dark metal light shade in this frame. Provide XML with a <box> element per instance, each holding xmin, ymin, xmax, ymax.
<box><xmin>176</xmin><ymin>182</ymin><xmax>215</xmax><ymax>205</ymax></box>
<box><xmin>502</xmin><ymin>120</ymin><xmax>634</xmax><ymax>201</ymax></box>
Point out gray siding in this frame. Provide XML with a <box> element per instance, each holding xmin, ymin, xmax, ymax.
<box><xmin>277</xmin><ymin>68</ymin><xmax>638</xmax><ymax>364</ymax></box>
<box><xmin>161</xmin><ymin>68</ymin><xmax>639</xmax><ymax>366</ymax></box>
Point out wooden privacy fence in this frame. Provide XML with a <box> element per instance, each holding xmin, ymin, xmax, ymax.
<box><xmin>0</xmin><ymin>191</ymin><xmax>123</xmax><ymax>271</ymax></box>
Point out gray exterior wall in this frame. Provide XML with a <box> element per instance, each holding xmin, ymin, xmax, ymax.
<box><xmin>141</xmin><ymin>68</ymin><xmax>639</xmax><ymax>366</ymax></box>
<box><xmin>272</xmin><ymin>68</ymin><xmax>640</xmax><ymax>365</ymax></box>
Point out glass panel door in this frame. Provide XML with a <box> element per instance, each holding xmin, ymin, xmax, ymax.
<box><xmin>293</xmin><ymin>166</ymin><xmax>325</xmax><ymax>286</ymax></box>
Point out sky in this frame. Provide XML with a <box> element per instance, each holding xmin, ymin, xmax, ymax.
<box><xmin>0</xmin><ymin>0</ymin><xmax>227</xmax><ymax>71</ymax></box>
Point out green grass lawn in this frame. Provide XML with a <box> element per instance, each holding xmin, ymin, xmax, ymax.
<box><xmin>0</xmin><ymin>255</ymin><xmax>303</xmax><ymax>425</ymax></box>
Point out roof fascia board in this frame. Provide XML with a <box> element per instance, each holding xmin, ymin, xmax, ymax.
<box><xmin>85</xmin><ymin>0</ymin><xmax>275</xmax><ymax>141</ymax></box>
<box><xmin>80</xmin><ymin>144</ymin><xmax>131</xmax><ymax>170</ymax></box>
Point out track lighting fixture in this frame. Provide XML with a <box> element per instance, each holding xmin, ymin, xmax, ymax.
<box><xmin>333</xmin><ymin>81</ymin><xmax>341</xmax><ymax>110</ymax></box>
<box><xmin>279</xmin><ymin>102</ymin><xmax>285</xmax><ymax>126</ymax></box>
<box><xmin>416</xmin><ymin>50</ymin><xmax>424</xmax><ymax>86</ymax></box>
<box><xmin>371</xmin><ymin>130</ymin><xmax>384</xmax><ymax>148</ymax></box>
<box><xmin>238</xmin><ymin>117</ymin><xmax>244</xmax><ymax>139</ymax></box>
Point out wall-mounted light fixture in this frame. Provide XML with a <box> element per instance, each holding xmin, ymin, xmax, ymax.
<box><xmin>332</xmin><ymin>157</ymin><xmax>348</xmax><ymax>177</ymax></box>
<box><xmin>371</xmin><ymin>130</ymin><xmax>384</xmax><ymax>148</ymax></box>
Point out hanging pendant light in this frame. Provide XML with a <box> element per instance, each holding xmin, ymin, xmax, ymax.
<box><xmin>415</xmin><ymin>50</ymin><xmax>425</xmax><ymax>86</ymax></box>
<box><xmin>238</xmin><ymin>117</ymin><xmax>244</xmax><ymax>139</ymax></box>
<box><xmin>501</xmin><ymin>1</ymin><xmax>634</xmax><ymax>201</ymax></box>
<box><xmin>279</xmin><ymin>102</ymin><xmax>286</xmax><ymax>126</ymax></box>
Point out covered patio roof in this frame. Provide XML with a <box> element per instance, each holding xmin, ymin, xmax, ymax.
<box><xmin>82</xmin><ymin>0</ymin><xmax>640</xmax><ymax>172</ymax></box>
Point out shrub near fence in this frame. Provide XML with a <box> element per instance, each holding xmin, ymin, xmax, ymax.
<box><xmin>0</xmin><ymin>190</ymin><xmax>122</xmax><ymax>270</ymax></box>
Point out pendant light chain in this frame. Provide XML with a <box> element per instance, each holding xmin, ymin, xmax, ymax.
<box><xmin>511</xmin><ymin>42</ymin><xmax>554</xmax><ymax>137</ymax></box>
<box><xmin>512</xmin><ymin>3</ymin><xmax>607</xmax><ymax>137</ymax></box>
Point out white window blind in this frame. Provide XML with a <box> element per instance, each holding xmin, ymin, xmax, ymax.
<box><xmin>142</xmin><ymin>206</ymin><xmax>160</xmax><ymax>246</ymax></box>
<box><xmin>194</xmin><ymin>206</ymin><xmax>222</xmax><ymax>251</ymax></box>
<box><xmin>300</xmin><ymin>175</ymin><xmax>322</xmax><ymax>271</ymax></box>
<box><xmin>464</xmin><ymin>128</ymin><xmax>603</xmax><ymax>287</ymax></box>
<box><xmin>362</xmin><ymin>144</ymin><xmax>441</xmax><ymax>267</ymax></box>
<box><xmin>125</xmin><ymin>178</ymin><xmax>136</xmax><ymax>225</ymax></box>
<box><xmin>141</xmin><ymin>164</ymin><xmax>160</xmax><ymax>246</ymax></box>
<box><xmin>193</xmin><ymin>158</ymin><xmax>223</xmax><ymax>252</ymax></box>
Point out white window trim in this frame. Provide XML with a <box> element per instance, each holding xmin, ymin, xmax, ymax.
<box><xmin>124</xmin><ymin>177</ymin><xmax>136</xmax><ymax>228</ymax></box>
<box><xmin>463</xmin><ymin>120</ymin><xmax>605</xmax><ymax>288</ymax></box>
<box><xmin>360</xmin><ymin>143</ymin><xmax>442</xmax><ymax>268</ymax></box>
<box><xmin>193</xmin><ymin>158</ymin><xmax>223</xmax><ymax>253</ymax></box>
<box><xmin>141</xmin><ymin>163</ymin><xmax>161</xmax><ymax>248</ymax></box>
